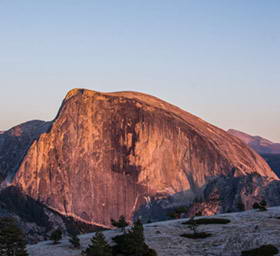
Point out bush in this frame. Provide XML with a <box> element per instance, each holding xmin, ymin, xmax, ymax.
<box><xmin>180</xmin><ymin>232</ymin><xmax>211</xmax><ymax>239</ymax></box>
<box><xmin>252</xmin><ymin>201</ymin><xmax>267</xmax><ymax>211</ymax></box>
<box><xmin>259</xmin><ymin>200</ymin><xmax>268</xmax><ymax>211</ymax></box>
<box><xmin>83</xmin><ymin>231</ymin><xmax>112</xmax><ymax>256</ymax></box>
<box><xmin>168</xmin><ymin>206</ymin><xmax>188</xmax><ymax>219</ymax></box>
<box><xmin>111</xmin><ymin>215</ymin><xmax>129</xmax><ymax>232</ymax></box>
<box><xmin>50</xmin><ymin>228</ymin><xmax>62</xmax><ymax>244</ymax></box>
<box><xmin>0</xmin><ymin>217</ymin><xmax>29</xmax><ymax>256</ymax></box>
<box><xmin>182</xmin><ymin>218</ymin><xmax>230</xmax><ymax>225</ymax></box>
<box><xmin>241</xmin><ymin>244</ymin><xmax>278</xmax><ymax>256</ymax></box>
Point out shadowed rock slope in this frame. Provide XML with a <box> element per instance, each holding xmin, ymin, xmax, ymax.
<box><xmin>262</xmin><ymin>154</ymin><xmax>280</xmax><ymax>178</ymax></box>
<box><xmin>0</xmin><ymin>120</ymin><xmax>51</xmax><ymax>182</ymax></box>
<box><xmin>0</xmin><ymin>186</ymin><xmax>101</xmax><ymax>243</ymax></box>
<box><xmin>12</xmin><ymin>89</ymin><xmax>278</xmax><ymax>227</ymax></box>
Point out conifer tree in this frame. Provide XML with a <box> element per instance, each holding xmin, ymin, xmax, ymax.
<box><xmin>83</xmin><ymin>231</ymin><xmax>112</xmax><ymax>256</ymax></box>
<box><xmin>68</xmin><ymin>232</ymin><xmax>80</xmax><ymax>249</ymax></box>
<box><xmin>0</xmin><ymin>217</ymin><xmax>28</xmax><ymax>256</ymax></box>
<box><xmin>50</xmin><ymin>228</ymin><xmax>62</xmax><ymax>244</ymax></box>
<box><xmin>111</xmin><ymin>215</ymin><xmax>129</xmax><ymax>233</ymax></box>
<box><xmin>113</xmin><ymin>219</ymin><xmax>157</xmax><ymax>256</ymax></box>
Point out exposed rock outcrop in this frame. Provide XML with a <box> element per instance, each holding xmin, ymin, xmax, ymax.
<box><xmin>11</xmin><ymin>89</ymin><xmax>278</xmax><ymax>227</ymax></box>
<box><xmin>187</xmin><ymin>173</ymin><xmax>280</xmax><ymax>216</ymax></box>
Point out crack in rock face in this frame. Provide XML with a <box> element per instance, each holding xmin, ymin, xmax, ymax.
<box><xmin>10</xmin><ymin>89</ymin><xmax>278</xmax><ymax>227</ymax></box>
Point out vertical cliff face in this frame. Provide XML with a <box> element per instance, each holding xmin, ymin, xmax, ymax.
<box><xmin>12</xmin><ymin>89</ymin><xmax>277</xmax><ymax>226</ymax></box>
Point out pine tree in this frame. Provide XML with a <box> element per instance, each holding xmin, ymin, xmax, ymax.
<box><xmin>112</xmin><ymin>219</ymin><xmax>157</xmax><ymax>256</ymax></box>
<box><xmin>127</xmin><ymin>219</ymin><xmax>147</xmax><ymax>255</ymax></box>
<box><xmin>0</xmin><ymin>217</ymin><xmax>29</xmax><ymax>256</ymax></box>
<box><xmin>83</xmin><ymin>231</ymin><xmax>112</xmax><ymax>256</ymax></box>
<box><xmin>111</xmin><ymin>215</ymin><xmax>129</xmax><ymax>233</ymax></box>
<box><xmin>50</xmin><ymin>228</ymin><xmax>62</xmax><ymax>244</ymax></box>
<box><xmin>68</xmin><ymin>232</ymin><xmax>80</xmax><ymax>249</ymax></box>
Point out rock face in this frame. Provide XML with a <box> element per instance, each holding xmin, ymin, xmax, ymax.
<box><xmin>187</xmin><ymin>173</ymin><xmax>280</xmax><ymax>217</ymax></box>
<box><xmin>228</xmin><ymin>129</ymin><xmax>280</xmax><ymax>154</ymax></box>
<box><xmin>12</xmin><ymin>89</ymin><xmax>278</xmax><ymax>227</ymax></box>
<box><xmin>0</xmin><ymin>120</ymin><xmax>51</xmax><ymax>182</ymax></box>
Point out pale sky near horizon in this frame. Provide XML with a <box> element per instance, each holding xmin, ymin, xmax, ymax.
<box><xmin>0</xmin><ymin>1</ymin><xmax>279</xmax><ymax>142</ymax></box>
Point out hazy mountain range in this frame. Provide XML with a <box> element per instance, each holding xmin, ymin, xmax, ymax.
<box><xmin>228</xmin><ymin>129</ymin><xmax>280</xmax><ymax>177</ymax></box>
<box><xmin>228</xmin><ymin>129</ymin><xmax>280</xmax><ymax>154</ymax></box>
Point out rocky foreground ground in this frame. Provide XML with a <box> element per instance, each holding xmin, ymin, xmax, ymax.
<box><xmin>28</xmin><ymin>206</ymin><xmax>280</xmax><ymax>256</ymax></box>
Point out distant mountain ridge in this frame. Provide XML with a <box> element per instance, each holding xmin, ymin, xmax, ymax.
<box><xmin>228</xmin><ymin>129</ymin><xmax>280</xmax><ymax>177</ymax></box>
<box><xmin>228</xmin><ymin>129</ymin><xmax>280</xmax><ymax>154</ymax></box>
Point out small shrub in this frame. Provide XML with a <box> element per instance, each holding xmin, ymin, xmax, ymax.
<box><xmin>50</xmin><ymin>228</ymin><xmax>62</xmax><ymax>244</ymax></box>
<box><xmin>168</xmin><ymin>206</ymin><xmax>188</xmax><ymax>219</ymax></box>
<box><xmin>180</xmin><ymin>232</ymin><xmax>211</xmax><ymax>239</ymax></box>
<box><xmin>241</xmin><ymin>244</ymin><xmax>278</xmax><ymax>256</ymax></box>
<box><xmin>252</xmin><ymin>201</ymin><xmax>267</xmax><ymax>211</ymax></box>
<box><xmin>182</xmin><ymin>218</ymin><xmax>230</xmax><ymax>225</ymax></box>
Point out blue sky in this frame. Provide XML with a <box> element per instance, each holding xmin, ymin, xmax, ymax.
<box><xmin>0</xmin><ymin>1</ymin><xmax>279</xmax><ymax>141</ymax></box>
